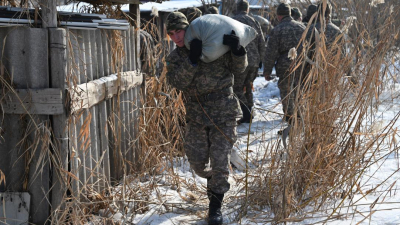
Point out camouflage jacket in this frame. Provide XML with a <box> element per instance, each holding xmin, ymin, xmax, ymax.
<box><xmin>232</xmin><ymin>11</ymin><xmax>265</xmax><ymax>67</ymax></box>
<box><xmin>166</xmin><ymin>47</ymin><xmax>247</xmax><ymax>125</ymax></box>
<box><xmin>264</xmin><ymin>16</ymin><xmax>309</xmax><ymax>78</ymax></box>
<box><xmin>310</xmin><ymin>20</ymin><xmax>342</xmax><ymax>47</ymax></box>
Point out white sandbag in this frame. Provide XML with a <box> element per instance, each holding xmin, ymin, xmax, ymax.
<box><xmin>253</xmin><ymin>15</ymin><xmax>272</xmax><ymax>35</ymax></box>
<box><xmin>184</xmin><ymin>14</ymin><xmax>257</xmax><ymax>63</ymax></box>
<box><xmin>253</xmin><ymin>15</ymin><xmax>270</xmax><ymax>27</ymax></box>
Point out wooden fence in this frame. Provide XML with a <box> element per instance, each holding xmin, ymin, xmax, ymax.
<box><xmin>0</xmin><ymin>25</ymin><xmax>143</xmax><ymax>224</ymax></box>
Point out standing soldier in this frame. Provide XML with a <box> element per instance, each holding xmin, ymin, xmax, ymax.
<box><xmin>253</xmin><ymin>15</ymin><xmax>274</xmax><ymax>39</ymax></box>
<box><xmin>165</xmin><ymin>12</ymin><xmax>248</xmax><ymax>225</ymax></box>
<box><xmin>232</xmin><ymin>0</ymin><xmax>266</xmax><ymax>124</ymax></box>
<box><xmin>263</xmin><ymin>3</ymin><xmax>314</xmax><ymax>128</ymax></box>
<box><xmin>291</xmin><ymin>7</ymin><xmax>302</xmax><ymax>22</ymax></box>
<box><xmin>302</xmin><ymin>4</ymin><xmax>318</xmax><ymax>24</ymax></box>
<box><xmin>311</xmin><ymin>2</ymin><xmax>342</xmax><ymax>48</ymax></box>
<box><xmin>186</xmin><ymin>7</ymin><xmax>202</xmax><ymax>23</ymax></box>
<box><xmin>206</xmin><ymin>6</ymin><xmax>219</xmax><ymax>14</ymax></box>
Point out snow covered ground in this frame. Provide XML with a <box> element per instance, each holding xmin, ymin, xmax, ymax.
<box><xmin>102</xmin><ymin>76</ymin><xmax>400</xmax><ymax>225</ymax></box>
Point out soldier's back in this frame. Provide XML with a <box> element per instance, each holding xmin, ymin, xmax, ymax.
<box><xmin>273</xmin><ymin>17</ymin><xmax>306</xmax><ymax>56</ymax></box>
<box><xmin>232</xmin><ymin>12</ymin><xmax>264</xmax><ymax>66</ymax></box>
<box><xmin>311</xmin><ymin>21</ymin><xmax>342</xmax><ymax>46</ymax></box>
<box><xmin>326</xmin><ymin>22</ymin><xmax>342</xmax><ymax>44</ymax></box>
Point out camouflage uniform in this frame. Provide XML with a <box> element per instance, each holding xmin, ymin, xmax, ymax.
<box><xmin>186</xmin><ymin>7</ymin><xmax>202</xmax><ymax>24</ymax></box>
<box><xmin>232</xmin><ymin>9</ymin><xmax>265</xmax><ymax>108</ymax></box>
<box><xmin>206</xmin><ymin>6</ymin><xmax>219</xmax><ymax>14</ymax></box>
<box><xmin>166</xmin><ymin>42</ymin><xmax>247</xmax><ymax>194</ymax></box>
<box><xmin>264</xmin><ymin>13</ymin><xmax>314</xmax><ymax>122</ymax></box>
<box><xmin>291</xmin><ymin>7</ymin><xmax>302</xmax><ymax>21</ymax></box>
<box><xmin>331</xmin><ymin>18</ymin><xmax>342</xmax><ymax>28</ymax></box>
<box><xmin>253</xmin><ymin>15</ymin><xmax>274</xmax><ymax>38</ymax></box>
<box><xmin>302</xmin><ymin>4</ymin><xmax>318</xmax><ymax>25</ymax></box>
<box><xmin>310</xmin><ymin>20</ymin><xmax>342</xmax><ymax>47</ymax></box>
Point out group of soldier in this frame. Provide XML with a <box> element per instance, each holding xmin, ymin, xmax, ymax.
<box><xmin>163</xmin><ymin>1</ymin><xmax>342</xmax><ymax>224</ymax></box>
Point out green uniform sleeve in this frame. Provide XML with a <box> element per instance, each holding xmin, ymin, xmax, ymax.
<box><xmin>256</xmin><ymin>22</ymin><xmax>266</xmax><ymax>64</ymax></box>
<box><xmin>264</xmin><ymin>28</ymin><xmax>279</xmax><ymax>75</ymax></box>
<box><xmin>229</xmin><ymin>49</ymin><xmax>248</xmax><ymax>74</ymax></box>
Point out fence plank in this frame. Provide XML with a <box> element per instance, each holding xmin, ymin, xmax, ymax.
<box><xmin>0</xmin><ymin>27</ymin><xmax>51</xmax><ymax>225</ymax></box>
<box><xmin>70</xmin><ymin>29</ymin><xmax>85</xmax><ymax>196</ymax></box>
<box><xmin>111</xmin><ymin>30</ymin><xmax>123</xmax><ymax>182</ymax></box>
<box><xmin>103</xmin><ymin>30</ymin><xmax>118</xmax><ymax>183</ymax></box>
<box><xmin>95</xmin><ymin>29</ymin><xmax>111</xmax><ymax>187</ymax></box>
<box><xmin>0</xmin><ymin>88</ymin><xmax>62</xmax><ymax>103</ymax></box>
<box><xmin>125</xmin><ymin>29</ymin><xmax>133</xmax><ymax>171</ymax></box>
<box><xmin>68</xmin><ymin>71</ymin><xmax>142</xmax><ymax>112</ymax></box>
<box><xmin>84</xmin><ymin>30</ymin><xmax>100</xmax><ymax>192</ymax></box>
<box><xmin>120</xmin><ymin>30</ymin><xmax>128</xmax><ymax>176</ymax></box>
<box><xmin>1</xmin><ymin>102</ymin><xmax>63</xmax><ymax>115</ymax></box>
<box><xmin>0</xmin><ymin>88</ymin><xmax>63</xmax><ymax>115</ymax></box>
<box><xmin>131</xmin><ymin>25</ymin><xmax>141</xmax><ymax>170</ymax></box>
<box><xmin>49</xmin><ymin>28</ymin><xmax>69</xmax><ymax>220</ymax></box>
<box><xmin>0</xmin><ymin>29</ymin><xmax>15</xmax><ymax>194</ymax></box>
<box><xmin>90</xmin><ymin>29</ymin><xmax>103</xmax><ymax>192</ymax></box>
<box><xmin>66</xmin><ymin>29</ymin><xmax>80</xmax><ymax>198</ymax></box>
<box><xmin>131</xmin><ymin>26</ymin><xmax>138</xmax><ymax>169</ymax></box>
<box><xmin>77</xmin><ymin>29</ymin><xmax>93</xmax><ymax>189</ymax></box>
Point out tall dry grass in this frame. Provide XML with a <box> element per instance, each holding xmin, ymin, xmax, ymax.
<box><xmin>234</xmin><ymin>0</ymin><xmax>400</xmax><ymax>223</ymax></box>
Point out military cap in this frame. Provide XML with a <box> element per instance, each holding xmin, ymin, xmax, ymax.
<box><xmin>166</xmin><ymin>12</ymin><xmax>189</xmax><ymax>33</ymax></box>
<box><xmin>186</xmin><ymin>7</ymin><xmax>202</xmax><ymax>23</ymax></box>
<box><xmin>206</xmin><ymin>6</ymin><xmax>219</xmax><ymax>14</ymax></box>
<box><xmin>291</xmin><ymin>7</ymin><xmax>302</xmax><ymax>20</ymax></box>
<box><xmin>318</xmin><ymin>2</ymin><xmax>332</xmax><ymax>18</ymax></box>
<box><xmin>277</xmin><ymin>3</ymin><xmax>291</xmax><ymax>16</ymax></box>
<box><xmin>306</xmin><ymin>4</ymin><xmax>318</xmax><ymax>18</ymax></box>
<box><xmin>237</xmin><ymin>0</ymin><xmax>249</xmax><ymax>12</ymax></box>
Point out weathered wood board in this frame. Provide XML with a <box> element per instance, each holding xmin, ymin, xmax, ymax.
<box><xmin>0</xmin><ymin>192</ymin><xmax>31</xmax><ymax>225</ymax></box>
<box><xmin>68</xmin><ymin>71</ymin><xmax>143</xmax><ymax>112</ymax></box>
<box><xmin>0</xmin><ymin>88</ymin><xmax>63</xmax><ymax>115</ymax></box>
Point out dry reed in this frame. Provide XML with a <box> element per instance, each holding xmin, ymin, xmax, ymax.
<box><xmin>236</xmin><ymin>0</ymin><xmax>400</xmax><ymax>223</ymax></box>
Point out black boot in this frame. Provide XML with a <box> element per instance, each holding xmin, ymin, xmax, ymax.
<box><xmin>238</xmin><ymin>104</ymin><xmax>252</xmax><ymax>124</ymax></box>
<box><xmin>208</xmin><ymin>191</ymin><xmax>224</xmax><ymax>225</ymax></box>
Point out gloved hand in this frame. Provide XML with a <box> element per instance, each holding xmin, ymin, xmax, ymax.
<box><xmin>223</xmin><ymin>30</ymin><xmax>245</xmax><ymax>55</ymax></box>
<box><xmin>189</xmin><ymin>39</ymin><xmax>202</xmax><ymax>64</ymax></box>
<box><xmin>259</xmin><ymin>62</ymin><xmax>263</xmax><ymax>69</ymax></box>
<box><xmin>223</xmin><ymin>30</ymin><xmax>240</xmax><ymax>50</ymax></box>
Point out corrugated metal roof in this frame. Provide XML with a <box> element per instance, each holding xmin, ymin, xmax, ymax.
<box><xmin>122</xmin><ymin>0</ymin><xmax>202</xmax><ymax>12</ymax></box>
<box><xmin>72</xmin><ymin>0</ymin><xmax>168</xmax><ymax>4</ymax></box>
<box><xmin>0</xmin><ymin>6</ymin><xmax>129</xmax><ymax>30</ymax></box>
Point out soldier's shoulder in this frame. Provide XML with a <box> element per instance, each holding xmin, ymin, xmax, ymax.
<box><xmin>275</xmin><ymin>21</ymin><xmax>299</xmax><ymax>31</ymax></box>
<box><xmin>232</xmin><ymin>14</ymin><xmax>244</xmax><ymax>20</ymax></box>
<box><xmin>286</xmin><ymin>20</ymin><xmax>306</xmax><ymax>31</ymax></box>
<box><xmin>233</xmin><ymin>14</ymin><xmax>249</xmax><ymax>24</ymax></box>
<box><xmin>294</xmin><ymin>20</ymin><xmax>306</xmax><ymax>28</ymax></box>
<box><xmin>166</xmin><ymin>48</ymin><xmax>181</xmax><ymax>62</ymax></box>
<box><xmin>272</xmin><ymin>22</ymin><xmax>284</xmax><ymax>30</ymax></box>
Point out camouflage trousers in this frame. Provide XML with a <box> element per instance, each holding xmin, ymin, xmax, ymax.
<box><xmin>184</xmin><ymin>120</ymin><xmax>237</xmax><ymax>194</ymax></box>
<box><xmin>233</xmin><ymin>66</ymin><xmax>259</xmax><ymax>107</ymax></box>
<box><xmin>278</xmin><ymin>74</ymin><xmax>297</xmax><ymax>122</ymax></box>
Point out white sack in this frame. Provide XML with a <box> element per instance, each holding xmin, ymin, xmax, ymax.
<box><xmin>253</xmin><ymin>15</ymin><xmax>271</xmax><ymax>35</ymax></box>
<box><xmin>184</xmin><ymin>14</ymin><xmax>257</xmax><ymax>63</ymax></box>
<box><xmin>253</xmin><ymin>15</ymin><xmax>270</xmax><ymax>27</ymax></box>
